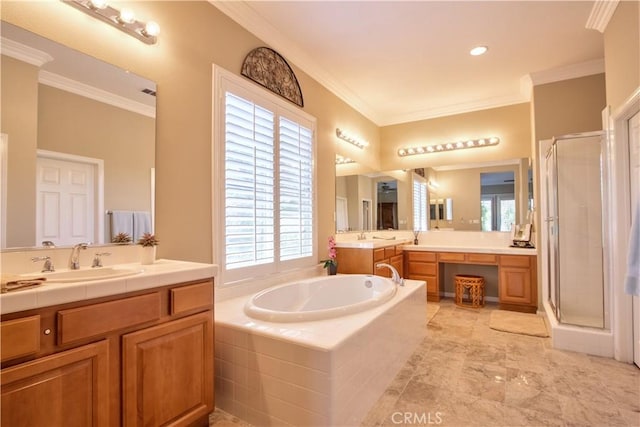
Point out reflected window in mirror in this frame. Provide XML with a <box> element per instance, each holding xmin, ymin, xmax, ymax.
<box><xmin>480</xmin><ymin>171</ymin><xmax>515</xmax><ymax>231</ymax></box>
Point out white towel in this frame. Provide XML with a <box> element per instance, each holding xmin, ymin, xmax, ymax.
<box><xmin>110</xmin><ymin>210</ymin><xmax>134</xmax><ymax>240</ymax></box>
<box><xmin>133</xmin><ymin>211</ymin><xmax>152</xmax><ymax>242</ymax></box>
<box><xmin>625</xmin><ymin>199</ymin><xmax>640</xmax><ymax>297</ymax></box>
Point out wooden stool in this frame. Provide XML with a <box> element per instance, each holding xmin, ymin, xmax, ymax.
<box><xmin>455</xmin><ymin>274</ymin><xmax>485</xmax><ymax>308</ymax></box>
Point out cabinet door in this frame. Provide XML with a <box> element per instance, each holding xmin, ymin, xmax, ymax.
<box><xmin>1</xmin><ymin>340</ymin><xmax>109</xmax><ymax>427</ymax></box>
<box><xmin>122</xmin><ymin>311</ymin><xmax>214</xmax><ymax>427</ymax></box>
<box><xmin>390</xmin><ymin>254</ymin><xmax>404</xmax><ymax>278</ymax></box>
<box><xmin>499</xmin><ymin>267</ymin><xmax>533</xmax><ymax>305</ymax></box>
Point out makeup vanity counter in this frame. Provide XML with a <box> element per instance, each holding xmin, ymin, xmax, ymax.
<box><xmin>404</xmin><ymin>244</ymin><xmax>537</xmax><ymax>312</ymax></box>
<box><xmin>0</xmin><ymin>259</ymin><xmax>217</xmax><ymax>427</ymax></box>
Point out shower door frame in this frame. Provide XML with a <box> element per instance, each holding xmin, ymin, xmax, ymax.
<box><xmin>540</xmin><ymin>131</ymin><xmax>608</xmax><ymax>329</ymax></box>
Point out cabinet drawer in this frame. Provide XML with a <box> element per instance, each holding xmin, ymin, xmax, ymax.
<box><xmin>438</xmin><ymin>252</ymin><xmax>465</xmax><ymax>262</ymax></box>
<box><xmin>409</xmin><ymin>262</ymin><xmax>437</xmax><ymax>276</ymax></box>
<box><xmin>467</xmin><ymin>253</ymin><xmax>498</xmax><ymax>264</ymax></box>
<box><xmin>384</xmin><ymin>247</ymin><xmax>396</xmax><ymax>258</ymax></box>
<box><xmin>1</xmin><ymin>315</ymin><xmax>40</xmax><ymax>362</ymax></box>
<box><xmin>171</xmin><ymin>281</ymin><xmax>214</xmax><ymax>315</ymax></box>
<box><xmin>373</xmin><ymin>248</ymin><xmax>385</xmax><ymax>262</ymax></box>
<box><xmin>500</xmin><ymin>255</ymin><xmax>531</xmax><ymax>268</ymax></box>
<box><xmin>407</xmin><ymin>251</ymin><xmax>436</xmax><ymax>262</ymax></box>
<box><xmin>58</xmin><ymin>293</ymin><xmax>161</xmax><ymax>345</ymax></box>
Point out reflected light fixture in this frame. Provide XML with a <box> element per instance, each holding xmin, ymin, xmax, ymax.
<box><xmin>63</xmin><ymin>0</ymin><xmax>160</xmax><ymax>45</ymax></box>
<box><xmin>336</xmin><ymin>128</ymin><xmax>369</xmax><ymax>149</ymax></box>
<box><xmin>335</xmin><ymin>154</ymin><xmax>355</xmax><ymax>165</ymax></box>
<box><xmin>397</xmin><ymin>137</ymin><xmax>500</xmax><ymax>157</ymax></box>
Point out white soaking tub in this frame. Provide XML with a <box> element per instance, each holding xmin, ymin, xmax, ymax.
<box><xmin>215</xmin><ymin>274</ymin><xmax>427</xmax><ymax>427</ymax></box>
<box><xmin>244</xmin><ymin>274</ymin><xmax>397</xmax><ymax>322</ymax></box>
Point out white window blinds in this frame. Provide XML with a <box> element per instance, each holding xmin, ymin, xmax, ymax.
<box><xmin>224</xmin><ymin>92</ymin><xmax>275</xmax><ymax>270</ymax></box>
<box><xmin>413</xmin><ymin>175</ymin><xmax>428</xmax><ymax>231</ymax></box>
<box><xmin>215</xmin><ymin>65</ymin><xmax>316</xmax><ymax>283</ymax></box>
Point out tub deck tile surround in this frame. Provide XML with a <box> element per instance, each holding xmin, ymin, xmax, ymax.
<box><xmin>211</xmin><ymin>299</ymin><xmax>640</xmax><ymax>427</ymax></box>
<box><xmin>214</xmin><ymin>279</ymin><xmax>427</xmax><ymax>426</ymax></box>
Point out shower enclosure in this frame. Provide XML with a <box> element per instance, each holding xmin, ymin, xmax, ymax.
<box><xmin>543</xmin><ymin>131</ymin><xmax>607</xmax><ymax>329</ymax></box>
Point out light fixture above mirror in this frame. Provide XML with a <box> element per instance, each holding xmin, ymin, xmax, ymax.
<box><xmin>336</xmin><ymin>128</ymin><xmax>369</xmax><ymax>149</ymax></box>
<box><xmin>63</xmin><ymin>0</ymin><xmax>160</xmax><ymax>45</ymax></box>
<box><xmin>397</xmin><ymin>137</ymin><xmax>499</xmax><ymax>157</ymax></box>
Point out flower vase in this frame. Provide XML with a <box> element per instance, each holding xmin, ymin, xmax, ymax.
<box><xmin>327</xmin><ymin>263</ymin><xmax>338</xmax><ymax>276</ymax></box>
<box><xmin>140</xmin><ymin>246</ymin><xmax>156</xmax><ymax>265</ymax></box>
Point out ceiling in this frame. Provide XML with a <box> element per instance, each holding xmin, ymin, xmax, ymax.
<box><xmin>212</xmin><ymin>1</ymin><xmax>605</xmax><ymax>126</ymax></box>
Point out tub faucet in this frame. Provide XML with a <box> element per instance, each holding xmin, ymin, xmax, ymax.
<box><xmin>69</xmin><ymin>243</ymin><xmax>88</xmax><ymax>270</ymax></box>
<box><xmin>376</xmin><ymin>263</ymin><xmax>404</xmax><ymax>286</ymax></box>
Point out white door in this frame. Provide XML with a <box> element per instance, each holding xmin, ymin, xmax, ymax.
<box><xmin>629</xmin><ymin>111</ymin><xmax>640</xmax><ymax>367</ymax></box>
<box><xmin>336</xmin><ymin>196</ymin><xmax>348</xmax><ymax>232</ymax></box>
<box><xmin>36</xmin><ymin>156</ymin><xmax>95</xmax><ymax>246</ymax></box>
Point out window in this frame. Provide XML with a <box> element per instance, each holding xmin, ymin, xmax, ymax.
<box><xmin>213</xmin><ymin>66</ymin><xmax>316</xmax><ymax>284</ymax></box>
<box><xmin>481</xmin><ymin>195</ymin><xmax>515</xmax><ymax>231</ymax></box>
<box><xmin>412</xmin><ymin>174</ymin><xmax>428</xmax><ymax>231</ymax></box>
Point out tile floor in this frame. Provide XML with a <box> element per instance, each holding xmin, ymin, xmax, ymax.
<box><xmin>210</xmin><ymin>299</ymin><xmax>640</xmax><ymax>427</ymax></box>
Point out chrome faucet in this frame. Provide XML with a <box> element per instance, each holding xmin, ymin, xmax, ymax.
<box><xmin>91</xmin><ymin>252</ymin><xmax>111</xmax><ymax>268</ymax></box>
<box><xmin>32</xmin><ymin>256</ymin><xmax>55</xmax><ymax>272</ymax></box>
<box><xmin>69</xmin><ymin>243</ymin><xmax>88</xmax><ymax>270</ymax></box>
<box><xmin>357</xmin><ymin>231</ymin><xmax>367</xmax><ymax>240</ymax></box>
<box><xmin>376</xmin><ymin>263</ymin><xmax>404</xmax><ymax>286</ymax></box>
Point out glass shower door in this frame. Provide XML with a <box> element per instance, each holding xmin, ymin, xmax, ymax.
<box><xmin>549</xmin><ymin>133</ymin><xmax>605</xmax><ymax>328</ymax></box>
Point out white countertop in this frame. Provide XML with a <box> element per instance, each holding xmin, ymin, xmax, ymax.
<box><xmin>335</xmin><ymin>239</ymin><xmax>412</xmax><ymax>249</ymax></box>
<box><xmin>403</xmin><ymin>244</ymin><xmax>537</xmax><ymax>255</ymax></box>
<box><xmin>1</xmin><ymin>259</ymin><xmax>218</xmax><ymax>315</ymax></box>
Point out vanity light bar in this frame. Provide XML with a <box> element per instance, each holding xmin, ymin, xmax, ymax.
<box><xmin>397</xmin><ymin>137</ymin><xmax>500</xmax><ymax>157</ymax></box>
<box><xmin>336</xmin><ymin>128</ymin><xmax>369</xmax><ymax>149</ymax></box>
<box><xmin>335</xmin><ymin>155</ymin><xmax>355</xmax><ymax>165</ymax></box>
<box><xmin>63</xmin><ymin>0</ymin><xmax>160</xmax><ymax>45</ymax></box>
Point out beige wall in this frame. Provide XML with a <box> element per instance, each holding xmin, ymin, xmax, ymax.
<box><xmin>379</xmin><ymin>103</ymin><xmax>533</xmax><ymax>171</ymax></box>
<box><xmin>604</xmin><ymin>0</ymin><xmax>640</xmax><ymax>112</ymax></box>
<box><xmin>2</xmin><ymin>1</ymin><xmax>377</xmax><ymax>262</ymax></box>
<box><xmin>1</xmin><ymin>55</ymin><xmax>38</xmax><ymax>247</ymax></box>
<box><xmin>532</xmin><ymin>73</ymin><xmax>606</xmax><ymax>142</ymax></box>
<box><xmin>38</xmin><ymin>86</ymin><xmax>155</xmax><ymax>218</ymax></box>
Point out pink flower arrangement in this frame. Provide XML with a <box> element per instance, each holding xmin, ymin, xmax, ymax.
<box><xmin>322</xmin><ymin>235</ymin><xmax>337</xmax><ymax>268</ymax></box>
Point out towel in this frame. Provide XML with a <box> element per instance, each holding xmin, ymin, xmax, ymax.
<box><xmin>625</xmin><ymin>199</ymin><xmax>640</xmax><ymax>296</ymax></box>
<box><xmin>110</xmin><ymin>210</ymin><xmax>134</xmax><ymax>241</ymax></box>
<box><xmin>133</xmin><ymin>211</ymin><xmax>152</xmax><ymax>242</ymax></box>
<box><xmin>1</xmin><ymin>274</ymin><xmax>47</xmax><ymax>293</ymax></box>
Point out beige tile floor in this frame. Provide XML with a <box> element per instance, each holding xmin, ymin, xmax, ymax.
<box><xmin>210</xmin><ymin>299</ymin><xmax>640</xmax><ymax>427</ymax></box>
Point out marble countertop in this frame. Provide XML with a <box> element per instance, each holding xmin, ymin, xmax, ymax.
<box><xmin>1</xmin><ymin>259</ymin><xmax>218</xmax><ymax>315</ymax></box>
<box><xmin>335</xmin><ymin>239</ymin><xmax>412</xmax><ymax>249</ymax></box>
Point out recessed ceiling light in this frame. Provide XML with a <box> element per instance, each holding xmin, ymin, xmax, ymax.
<box><xmin>470</xmin><ymin>46</ymin><xmax>488</xmax><ymax>56</ymax></box>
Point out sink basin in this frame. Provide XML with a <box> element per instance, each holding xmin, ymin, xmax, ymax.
<box><xmin>26</xmin><ymin>267</ymin><xmax>144</xmax><ymax>283</ymax></box>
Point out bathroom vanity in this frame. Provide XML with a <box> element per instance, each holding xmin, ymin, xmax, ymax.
<box><xmin>335</xmin><ymin>240</ymin><xmax>407</xmax><ymax>278</ymax></box>
<box><xmin>404</xmin><ymin>249</ymin><xmax>537</xmax><ymax>312</ymax></box>
<box><xmin>0</xmin><ymin>260</ymin><xmax>216</xmax><ymax>427</ymax></box>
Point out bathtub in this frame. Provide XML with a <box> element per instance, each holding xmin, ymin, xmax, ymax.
<box><xmin>215</xmin><ymin>274</ymin><xmax>427</xmax><ymax>426</ymax></box>
<box><xmin>244</xmin><ymin>274</ymin><xmax>397</xmax><ymax>322</ymax></box>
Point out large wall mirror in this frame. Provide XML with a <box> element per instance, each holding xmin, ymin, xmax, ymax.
<box><xmin>1</xmin><ymin>22</ymin><xmax>156</xmax><ymax>249</ymax></box>
<box><xmin>336</xmin><ymin>158</ymin><xmax>532</xmax><ymax>233</ymax></box>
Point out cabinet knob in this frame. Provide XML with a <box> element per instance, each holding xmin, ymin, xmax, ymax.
<box><xmin>43</xmin><ymin>328</ymin><xmax>51</xmax><ymax>335</ymax></box>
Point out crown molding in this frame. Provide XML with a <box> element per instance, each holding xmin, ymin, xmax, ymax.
<box><xmin>528</xmin><ymin>58</ymin><xmax>605</xmax><ymax>87</ymax></box>
<box><xmin>586</xmin><ymin>0</ymin><xmax>619</xmax><ymax>33</ymax></box>
<box><xmin>379</xmin><ymin>94</ymin><xmax>530</xmax><ymax>126</ymax></box>
<box><xmin>0</xmin><ymin>37</ymin><xmax>53</xmax><ymax>67</ymax></box>
<box><xmin>39</xmin><ymin>71</ymin><xmax>156</xmax><ymax>118</ymax></box>
<box><xmin>210</xmin><ymin>0</ymin><xmax>381</xmax><ymax>124</ymax></box>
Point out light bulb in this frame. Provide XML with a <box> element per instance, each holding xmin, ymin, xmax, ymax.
<box><xmin>119</xmin><ymin>8</ymin><xmax>136</xmax><ymax>24</ymax></box>
<box><xmin>89</xmin><ymin>0</ymin><xmax>108</xmax><ymax>9</ymax></box>
<box><xmin>143</xmin><ymin>21</ymin><xmax>160</xmax><ymax>37</ymax></box>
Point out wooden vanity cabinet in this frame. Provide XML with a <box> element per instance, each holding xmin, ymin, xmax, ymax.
<box><xmin>336</xmin><ymin>244</ymin><xmax>404</xmax><ymax>278</ymax></box>
<box><xmin>405</xmin><ymin>251</ymin><xmax>439</xmax><ymax>301</ymax></box>
<box><xmin>0</xmin><ymin>279</ymin><xmax>215</xmax><ymax>427</ymax></box>
<box><xmin>499</xmin><ymin>255</ymin><xmax>537</xmax><ymax>313</ymax></box>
